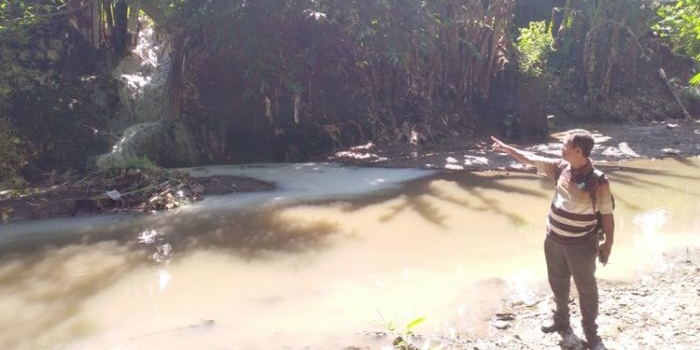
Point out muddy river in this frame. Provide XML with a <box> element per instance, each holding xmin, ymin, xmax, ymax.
<box><xmin>1</xmin><ymin>158</ymin><xmax>698</xmax><ymax>350</ymax></box>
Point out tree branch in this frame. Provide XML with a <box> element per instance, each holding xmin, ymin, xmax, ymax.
<box><xmin>4</xmin><ymin>0</ymin><xmax>100</xmax><ymax>24</ymax></box>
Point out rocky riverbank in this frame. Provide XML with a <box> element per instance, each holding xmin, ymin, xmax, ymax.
<box><xmin>331</xmin><ymin>120</ymin><xmax>700</xmax><ymax>172</ymax></box>
<box><xmin>478</xmin><ymin>247</ymin><xmax>699</xmax><ymax>350</ymax></box>
<box><xmin>358</xmin><ymin>247</ymin><xmax>700</xmax><ymax>350</ymax></box>
<box><xmin>0</xmin><ymin>168</ymin><xmax>273</xmax><ymax>223</ymax></box>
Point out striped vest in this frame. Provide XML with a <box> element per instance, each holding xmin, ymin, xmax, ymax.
<box><xmin>542</xmin><ymin>160</ymin><xmax>610</xmax><ymax>244</ymax></box>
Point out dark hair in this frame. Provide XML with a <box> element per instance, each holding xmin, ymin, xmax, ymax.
<box><xmin>566</xmin><ymin>129</ymin><xmax>594</xmax><ymax>157</ymax></box>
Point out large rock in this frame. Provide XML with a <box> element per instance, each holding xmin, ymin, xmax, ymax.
<box><xmin>96</xmin><ymin>121</ymin><xmax>200</xmax><ymax>168</ymax></box>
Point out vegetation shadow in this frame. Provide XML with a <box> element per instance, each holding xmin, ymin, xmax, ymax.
<box><xmin>334</xmin><ymin>169</ymin><xmax>550</xmax><ymax>229</ymax></box>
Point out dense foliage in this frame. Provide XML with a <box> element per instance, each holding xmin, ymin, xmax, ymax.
<box><xmin>515</xmin><ymin>20</ymin><xmax>554</xmax><ymax>76</ymax></box>
<box><xmin>0</xmin><ymin>118</ymin><xmax>31</xmax><ymax>182</ymax></box>
<box><xmin>0</xmin><ymin>1</ymin><xmax>63</xmax><ymax>181</ymax></box>
<box><xmin>550</xmin><ymin>0</ymin><xmax>651</xmax><ymax>94</ymax></box>
<box><xmin>1</xmin><ymin>0</ymin><xmax>120</xmax><ymax>183</ymax></box>
<box><xmin>654</xmin><ymin>0</ymin><xmax>700</xmax><ymax>84</ymax></box>
<box><xmin>166</xmin><ymin>0</ymin><xmax>518</xmax><ymax>162</ymax></box>
<box><xmin>1</xmin><ymin>0</ymin><xmax>699</xmax><ymax>183</ymax></box>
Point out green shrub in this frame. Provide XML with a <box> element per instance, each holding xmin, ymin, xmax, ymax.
<box><xmin>515</xmin><ymin>21</ymin><xmax>554</xmax><ymax>76</ymax></box>
<box><xmin>0</xmin><ymin>118</ymin><xmax>29</xmax><ymax>183</ymax></box>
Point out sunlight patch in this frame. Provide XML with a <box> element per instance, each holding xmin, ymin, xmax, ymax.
<box><xmin>158</xmin><ymin>269</ymin><xmax>172</xmax><ymax>292</ymax></box>
<box><xmin>633</xmin><ymin>209</ymin><xmax>671</xmax><ymax>270</ymax></box>
<box><xmin>602</xmin><ymin>142</ymin><xmax>640</xmax><ymax>158</ymax></box>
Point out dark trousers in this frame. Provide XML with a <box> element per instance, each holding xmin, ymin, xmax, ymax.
<box><xmin>544</xmin><ymin>236</ymin><xmax>599</xmax><ymax>340</ymax></box>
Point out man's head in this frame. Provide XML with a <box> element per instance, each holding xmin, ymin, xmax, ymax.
<box><xmin>562</xmin><ymin>129</ymin><xmax>594</xmax><ymax>164</ymax></box>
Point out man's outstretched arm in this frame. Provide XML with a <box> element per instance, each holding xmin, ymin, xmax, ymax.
<box><xmin>490</xmin><ymin>136</ymin><xmax>547</xmax><ymax>166</ymax></box>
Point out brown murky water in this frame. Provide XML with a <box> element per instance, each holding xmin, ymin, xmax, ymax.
<box><xmin>1</xmin><ymin>157</ymin><xmax>698</xmax><ymax>350</ymax></box>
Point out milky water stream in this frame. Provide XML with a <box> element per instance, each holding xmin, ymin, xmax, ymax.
<box><xmin>0</xmin><ymin>158</ymin><xmax>698</xmax><ymax>350</ymax></box>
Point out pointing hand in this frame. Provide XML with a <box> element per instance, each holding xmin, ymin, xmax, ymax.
<box><xmin>490</xmin><ymin>136</ymin><xmax>507</xmax><ymax>153</ymax></box>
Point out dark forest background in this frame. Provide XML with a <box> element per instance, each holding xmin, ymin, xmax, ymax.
<box><xmin>1</xmin><ymin>0</ymin><xmax>699</xmax><ymax>183</ymax></box>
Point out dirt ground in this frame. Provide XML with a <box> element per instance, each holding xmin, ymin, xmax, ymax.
<box><xmin>331</xmin><ymin>120</ymin><xmax>700</xmax><ymax>171</ymax></box>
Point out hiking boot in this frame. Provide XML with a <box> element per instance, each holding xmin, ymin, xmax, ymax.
<box><xmin>541</xmin><ymin>321</ymin><xmax>571</xmax><ymax>334</ymax></box>
<box><xmin>558</xmin><ymin>328</ymin><xmax>584</xmax><ymax>349</ymax></box>
<box><xmin>583</xmin><ymin>336</ymin><xmax>607</xmax><ymax>350</ymax></box>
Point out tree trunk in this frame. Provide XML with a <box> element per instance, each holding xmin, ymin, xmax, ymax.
<box><xmin>91</xmin><ymin>0</ymin><xmax>100</xmax><ymax>49</ymax></box>
<box><xmin>161</xmin><ymin>32</ymin><xmax>185</xmax><ymax>121</ymax></box>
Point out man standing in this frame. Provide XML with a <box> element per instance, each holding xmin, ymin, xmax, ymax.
<box><xmin>491</xmin><ymin>129</ymin><xmax>614</xmax><ymax>350</ymax></box>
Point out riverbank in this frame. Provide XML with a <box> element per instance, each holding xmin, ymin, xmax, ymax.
<box><xmin>2</xmin><ymin>120</ymin><xmax>699</xmax><ymax>224</ymax></box>
<box><xmin>0</xmin><ymin>168</ymin><xmax>274</xmax><ymax>224</ymax></box>
<box><xmin>364</xmin><ymin>247</ymin><xmax>700</xmax><ymax>350</ymax></box>
<box><xmin>331</xmin><ymin>120</ymin><xmax>700</xmax><ymax>171</ymax></box>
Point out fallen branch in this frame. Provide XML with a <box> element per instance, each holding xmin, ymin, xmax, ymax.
<box><xmin>659</xmin><ymin>68</ymin><xmax>693</xmax><ymax>121</ymax></box>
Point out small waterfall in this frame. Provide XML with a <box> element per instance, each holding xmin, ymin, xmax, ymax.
<box><xmin>112</xmin><ymin>21</ymin><xmax>170</xmax><ymax>125</ymax></box>
<box><xmin>97</xmin><ymin>20</ymin><xmax>199</xmax><ymax>168</ymax></box>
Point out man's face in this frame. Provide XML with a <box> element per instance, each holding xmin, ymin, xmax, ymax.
<box><xmin>561</xmin><ymin>139</ymin><xmax>579</xmax><ymax>162</ymax></box>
